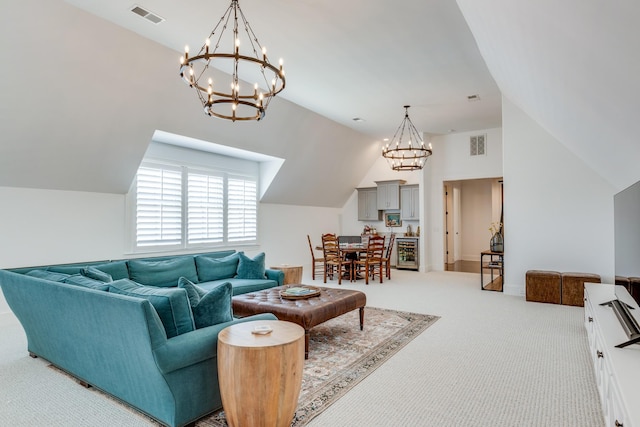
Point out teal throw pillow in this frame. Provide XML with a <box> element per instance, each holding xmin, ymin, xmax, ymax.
<box><xmin>236</xmin><ymin>252</ymin><xmax>267</xmax><ymax>280</ymax></box>
<box><xmin>81</xmin><ymin>266</ymin><xmax>113</xmax><ymax>282</ymax></box>
<box><xmin>128</xmin><ymin>257</ymin><xmax>198</xmax><ymax>288</ymax></box>
<box><xmin>25</xmin><ymin>269</ymin><xmax>70</xmax><ymax>282</ymax></box>
<box><xmin>64</xmin><ymin>274</ymin><xmax>110</xmax><ymax>291</ymax></box>
<box><xmin>195</xmin><ymin>252</ymin><xmax>240</xmax><ymax>282</ymax></box>
<box><xmin>178</xmin><ymin>277</ymin><xmax>234</xmax><ymax>328</ymax></box>
<box><xmin>91</xmin><ymin>261</ymin><xmax>130</xmax><ymax>280</ymax></box>
<box><xmin>108</xmin><ymin>279</ymin><xmax>195</xmax><ymax>338</ymax></box>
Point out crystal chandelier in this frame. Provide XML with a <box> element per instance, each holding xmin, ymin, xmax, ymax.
<box><xmin>382</xmin><ymin>106</ymin><xmax>433</xmax><ymax>171</ymax></box>
<box><xmin>179</xmin><ymin>0</ymin><xmax>286</xmax><ymax>122</ymax></box>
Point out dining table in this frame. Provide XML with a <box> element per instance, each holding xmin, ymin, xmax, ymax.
<box><xmin>316</xmin><ymin>243</ymin><xmax>370</xmax><ymax>280</ymax></box>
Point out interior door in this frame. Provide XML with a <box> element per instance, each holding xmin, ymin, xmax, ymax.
<box><xmin>452</xmin><ymin>184</ymin><xmax>462</xmax><ymax>262</ymax></box>
<box><xmin>444</xmin><ymin>184</ymin><xmax>454</xmax><ymax>265</ymax></box>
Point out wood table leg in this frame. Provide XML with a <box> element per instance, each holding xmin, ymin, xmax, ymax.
<box><xmin>359</xmin><ymin>306</ymin><xmax>364</xmax><ymax>330</ymax></box>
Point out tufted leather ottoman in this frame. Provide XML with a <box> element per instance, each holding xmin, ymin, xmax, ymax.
<box><xmin>561</xmin><ymin>272</ymin><xmax>601</xmax><ymax>307</ymax></box>
<box><xmin>232</xmin><ymin>285</ymin><xmax>366</xmax><ymax>358</ymax></box>
<box><xmin>526</xmin><ymin>270</ymin><xmax>562</xmax><ymax>304</ymax></box>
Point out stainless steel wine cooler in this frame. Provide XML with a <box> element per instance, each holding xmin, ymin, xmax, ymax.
<box><xmin>396</xmin><ymin>237</ymin><xmax>419</xmax><ymax>270</ymax></box>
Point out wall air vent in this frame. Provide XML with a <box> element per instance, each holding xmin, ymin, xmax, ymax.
<box><xmin>470</xmin><ymin>134</ymin><xmax>486</xmax><ymax>156</ymax></box>
<box><xmin>131</xmin><ymin>5</ymin><xmax>165</xmax><ymax>24</ymax></box>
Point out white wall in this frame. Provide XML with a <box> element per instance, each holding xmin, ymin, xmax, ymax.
<box><xmin>0</xmin><ymin>185</ymin><xmax>344</xmax><ymax>315</ymax></box>
<box><xmin>258</xmin><ymin>203</ymin><xmax>342</xmax><ymax>271</ymax></box>
<box><xmin>0</xmin><ymin>187</ymin><xmax>126</xmax><ymax>269</ymax></box>
<box><xmin>426</xmin><ymin>128</ymin><xmax>503</xmax><ymax>272</ymax></box>
<box><xmin>0</xmin><ymin>187</ymin><xmax>127</xmax><ymax>314</ymax></box>
<box><xmin>502</xmin><ymin>97</ymin><xmax>615</xmax><ymax>295</ymax></box>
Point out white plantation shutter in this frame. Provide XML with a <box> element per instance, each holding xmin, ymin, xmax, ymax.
<box><xmin>136</xmin><ymin>166</ymin><xmax>182</xmax><ymax>247</ymax></box>
<box><xmin>187</xmin><ymin>172</ymin><xmax>224</xmax><ymax>244</ymax></box>
<box><xmin>228</xmin><ymin>176</ymin><xmax>257</xmax><ymax>242</ymax></box>
<box><xmin>133</xmin><ymin>161</ymin><xmax>258</xmax><ymax>250</ymax></box>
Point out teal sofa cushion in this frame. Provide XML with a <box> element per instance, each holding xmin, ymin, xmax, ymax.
<box><xmin>199</xmin><ymin>278</ymin><xmax>277</xmax><ymax>296</ymax></box>
<box><xmin>236</xmin><ymin>252</ymin><xmax>267</xmax><ymax>279</ymax></box>
<box><xmin>25</xmin><ymin>269</ymin><xmax>69</xmax><ymax>282</ymax></box>
<box><xmin>47</xmin><ymin>265</ymin><xmax>86</xmax><ymax>275</ymax></box>
<box><xmin>81</xmin><ymin>266</ymin><xmax>113</xmax><ymax>282</ymax></box>
<box><xmin>128</xmin><ymin>257</ymin><xmax>198</xmax><ymax>288</ymax></box>
<box><xmin>108</xmin><ymin>279</ymin><xmax>195</xmax><ymax>338</ymax></box>
<box><xmin>92</xmin><ymin>261</ymin><xmax>129</xmax><ymax>280</ymax></box>
<box><xmin>64</xmin><ymin>274</ymin><xmax>110</xmax><ymax>291</ymax></box>
<box><xmin>195</xmin><ymin>252</ymin><xmax>240</xmax><ymax>282</ymax></box>
<box><xmin>178</xmin><ymin>277</ymin><xmax>233</xmax><ymax>328</ymax></box>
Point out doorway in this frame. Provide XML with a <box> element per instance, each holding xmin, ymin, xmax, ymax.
<box><xmin>443</xmin><ymin>178</ymin><xmax>503</xmax><ymax>273</ymax></box>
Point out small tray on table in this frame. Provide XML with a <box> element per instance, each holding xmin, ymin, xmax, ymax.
<box><xmin>280</xmin><ymin>285</ymin><xmax>321</xmax><ymax>300</ymax></box>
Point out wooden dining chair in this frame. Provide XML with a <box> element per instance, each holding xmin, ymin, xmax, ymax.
<box><xmin>354</xmin><ymin>234</ymin><xmax>385</xmax><ymax>284</ymax></box>
<box><xmin>322</xmin><ymin>233</ymin><xmax>352</xmax><ymax>284</ymax></box>
<box><xmin>381</xmin><ymin>233</ymin><xmax>396</xmax><ymax>280</ymax></box>
<box><xmin>307</xmin><ymin>234</ymin><xmax>325</xmax><ymax>280</ymax></box>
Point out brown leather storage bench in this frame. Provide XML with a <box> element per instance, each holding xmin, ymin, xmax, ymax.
<box><xmin>561</xmin><ymin>272</ymin><xmax>601</xmax><ymax>307</ymax></box>
<box><xmin>630</xmin><ymin>277</ymin><xmax>640</xmax><ymax>304</ymax></box>
<box><xmin>618</xmin><ymin>276</ymin><xmax>640</xmax><ymax>305</ymax></box>
<box><xmin>526</xmin><ymin>270</ymin><xmax>562</xmax><ymax>304</ymax></box>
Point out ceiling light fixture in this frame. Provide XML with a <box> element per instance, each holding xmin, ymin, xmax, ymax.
<box><xmin>381</xmin><ymin>106</ymin><xmax>432</xmax><ymax>171</ymax></box>
<box><xmin>179</xmin><ymin>0</ymin><xmax>285</xmax><ymax>122</ymax></box>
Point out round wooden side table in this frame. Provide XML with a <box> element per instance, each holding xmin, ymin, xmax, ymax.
<box><xmin>217</xmin><ymin>320</ymin><xmax>305</xmax><ymax>427</ymax></box>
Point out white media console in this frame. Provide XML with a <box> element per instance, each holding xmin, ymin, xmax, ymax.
<box><xmin>584</xmin><ymin>283</ymin><xmax>640</xmax><ymax>426</ymax></box>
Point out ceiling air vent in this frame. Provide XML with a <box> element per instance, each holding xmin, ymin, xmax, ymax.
<box><xmin>131</xmin><ymin>5</ymin><xmax>165</xmax><ymax>24</ymax></box>
<box><xmin>470</xmin><ymin>134</ymin><xmax>486</xmax><ymax>156</ymax></box>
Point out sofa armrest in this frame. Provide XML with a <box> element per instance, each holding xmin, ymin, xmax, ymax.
<box><xmin>153</xmin><ymin>312</ymin><xmax>277</xmax><ymax>374</ymax></box>
<box><xmin>265</xmin><ymin>269</ymin><xmax>285</xmax><ymax>286</ymax></box>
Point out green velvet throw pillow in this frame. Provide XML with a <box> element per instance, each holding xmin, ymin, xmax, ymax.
<box><xmin>81</xmin><ymin>266</ymin><xmax>113</xmax><ymax>282</ymax></box>
<box><xmin>108</xmin><ymin>279</ymin><xmax>195</xmax><ymax>338</ymax></box>
<box><xmin>178</xmin><ymin>277</ymin><xmax>234</xmax><ymax>328</ymax></box>
<box><xmin>235</xmin><ymin>252</ymin><xmax>267</xmax><ymax>280</ymax></box>
<box><xmin>195</xmin><ymin>252</ymin><xmax>240</xmax><ymax>282</ymax></box>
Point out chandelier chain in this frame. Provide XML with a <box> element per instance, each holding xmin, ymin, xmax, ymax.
<box><xmin>381</xmin><ymin>106</ymin><xmax>433</xmax><ymax>171</ymax></box>
<box><xmin>179</xmin><ymin>0</ymin><xmax>286</xmax><ymax>121</ymax></box>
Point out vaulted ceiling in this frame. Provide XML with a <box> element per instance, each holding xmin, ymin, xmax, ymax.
<box><xmin>456</xmin><ymin>0</ymin><xmax>640</xmax><ymax>191</ymax></box>
<box><xmin>1</xmin><ymin>0</ymin><xmax>638</xmax><ymax>208</ymax></box>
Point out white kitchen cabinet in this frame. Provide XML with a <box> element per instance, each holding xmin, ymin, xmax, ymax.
<box><xmin>357</xmin><ymin>187</ymin><xmax>382</xmax><ymax>221</ymax></box>
<box><xmin>376</xmin><ymin>180</ymin><xmax>405</xmax><ymax>210</ymax></box>
<box><xmin>400</xmin><ymin>185</ymin><xmax>419</xmax><ymax>220</ymax></box>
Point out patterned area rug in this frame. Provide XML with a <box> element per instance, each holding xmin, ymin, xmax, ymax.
<box><xmin>198</xmin><ymin>307</ymin><xmax>439</xmax><ymax>427</ymax></box>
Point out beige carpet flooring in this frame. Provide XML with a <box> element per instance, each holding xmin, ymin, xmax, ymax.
<box><xmin>0</xmin><ymin>269</ymin><xmax>604</xmax><ymax>426</ymax></box>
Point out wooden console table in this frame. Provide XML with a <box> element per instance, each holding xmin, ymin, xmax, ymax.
<box><xmin>218</xmin><ymin>320</ymin><xmax>304</xmax><ymax>427</ymax></box>
<box><xmin>480</xmin><ymin>250</ymin><xmax>503</xmax><ymax>291</ymax></box>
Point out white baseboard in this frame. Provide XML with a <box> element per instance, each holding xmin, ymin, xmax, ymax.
<box><xmin>503</xmin><ymin>282</ymin><xmax>525</xmax><ymax>296</ymax></box>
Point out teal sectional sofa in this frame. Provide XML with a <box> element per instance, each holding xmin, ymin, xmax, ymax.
<box><xmin>0</xmin><ymin>250</ymin><xmax>283</xmax><ymax>427</ymax></box>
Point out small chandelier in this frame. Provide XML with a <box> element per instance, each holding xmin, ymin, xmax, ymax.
<box><xmin>179</xmin><ymin>0</ymin><xmax>286</xmax><ymax>122</ymax></box>
<box><xmin>382</xmin><ymin>106</ymin><xmax>433</xmax><ymax>171</ymax></box>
